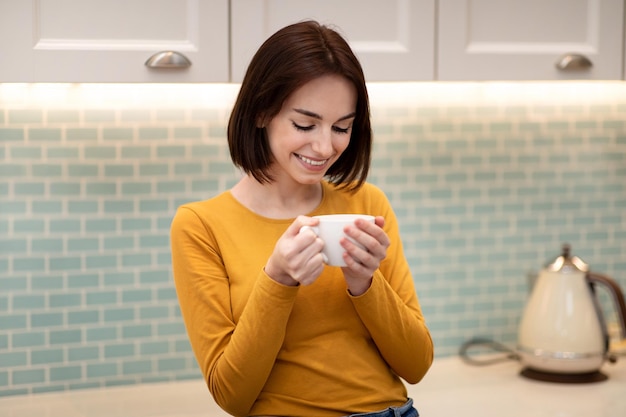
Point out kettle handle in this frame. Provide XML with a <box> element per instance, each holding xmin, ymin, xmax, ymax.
<box><xmin>587</xmin><ymin>272</ymin><xmax>626</xmax><ymax>339</ymax></box>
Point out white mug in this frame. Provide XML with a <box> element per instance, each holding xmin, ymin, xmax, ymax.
<box><xmin>300</xmin><ymin>214</ymin><xmax>375</xmax><ymax>267</ymax></box>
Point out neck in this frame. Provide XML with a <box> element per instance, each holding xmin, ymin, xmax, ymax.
<box><xmin>231</xmin><ymin>175</ymin><xmax>323</xmax><ymax>219</ymax></box>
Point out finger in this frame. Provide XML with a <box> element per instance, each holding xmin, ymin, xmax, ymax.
<box><xmin>300</xmin><ymin>236</ymin><xmax>325</xmax><ymax>262</ymax></box>
<box><xmin>297</xmin><ymin>227</ymin><xmax>319</xmax><ymax>246</ymax></box>
<box><xmin>287</xmin><ymin>215</ymin><xmax>320</xmax><ymax>236</ymax></box>
<box><xmin>374</xmin><ymin>216</ymin><xmax>385</xmax><ymax>228</ymax></box>
<box><xmin>292</xmin><ymin>254</ymin><xmax>325</xmax><ymax>285</ymax></box>
<box><xmin>355</xmin><ymin>217</ymin><xmax>387</xmax><ymax>242</ymax></box>
<box><xmin>355</xmin><ymin>219</ymin><xmax>390</xmax><ymax>251</ymax></box>
<box><xmin>340</xmin><ymin>237</ymin><xmax>374</xmax><ymax>267</ymax></box>
<box><xmin>341</xmin><ymin>250</ymin><xmax>374</xmax><ymax>275</ymax></box>
<box><xmin>343</xmin><ymin>226</ymin><xmax>382</xmax><ymax>258</ymax></box>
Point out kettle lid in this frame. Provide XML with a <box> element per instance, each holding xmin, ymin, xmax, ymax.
<box><xmin>545</xmin><ymin>243</ymin><xmax>589</xmax><ymax>272</ymax></box>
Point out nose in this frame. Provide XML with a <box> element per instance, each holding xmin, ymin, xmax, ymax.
<box><xmin>311</xmin><ymin>128</ymin><xmax>334</xmax><ymax>157</ymax></box>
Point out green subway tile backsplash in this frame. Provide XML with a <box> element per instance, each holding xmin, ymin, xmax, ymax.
<box><xmin>30</xmin><ymin>348</ymin><xmax>63</xmax><ymax>365</ymax></box>
<box><xmin>8</xmin><ymin>109</ymin><xmax>42</xmax><ymax>124</ymax></box>
<box><xmin>139</xmin><ymin>127</ymin><xmax>168</xmax><ymax>140</ymax></box>
<box><xmin>122</xmin><ymin>110</ymin><xmax>151</xmax><ymax>122</ymax></box>
<box><xmin>1</xmin><ymin>83</ymin><xmax>625</xmax><ymax>396</ymax></box>
<box><xmin>49</xmin><ymin>365</ymin><xmax>82</xmax><ymax>382</ymax></box>
<box><xmin>68</xmin><ymin>346</ymin><xmax>99</xmax><ymax>361</ymax></box>
<box><xmin>29</xmin><ymin>128</ymin><xmax>62</xmax><ymax>142</ymax></box>
<box><xmin>87</xmin><ymin>363</ymin><xmax>117</xmax><ymax>378</ymax></box>
<box><xmin>49</xmin><ymin>182</ymin><xmax>81</xmax><ymax>195</ymax></box>
<box><xmin>174</xmin><ymin>126</ymin><xmax>202</xmax><ymax>138</ymax></box>
<box><xmin>11</xmin><ymin>146</ymin><xmax>42</xmax><ymax>159</ymax></box>
<box><xmin>49</xmin><ymin>329</ymin><xmax>82</xmax><ymax>345</ymax></box>
<box><xmin>85</xmin><ymin>326</ymin><xmax>117</xmax><ymax>342</ymax></box>
<box><xmin>66</xmin><ymin>127</ymin><xmax>98</xmax><ymax>141</ymax></box>
<box><xmin>32</xmin><ymin>201</ymin><xmax>63</xmax><ymax>214</ymax></box>
<box><xmin>13</xmin><ymin>369</ymin><xmax>45</xmax><ymax>385</ymax></box>
<box><xmin>0</xmin><ymin>128</ymin><xmax>23</xmax><ymax>141</ymax></box>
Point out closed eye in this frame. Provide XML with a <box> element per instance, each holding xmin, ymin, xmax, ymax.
<box><xmin>292</xmin><ymin>121</ymin><xmax>351</xmax><ymax>134</ymax></box>
<box><xmin>333</xmin><ymin>126</ymin><xmax>350</xmax><ymax>134</ymax></box>
<box><xmin>293</xmin><ymin>122</ymin><xmax>314</xmax><ymax>132</ymax></box>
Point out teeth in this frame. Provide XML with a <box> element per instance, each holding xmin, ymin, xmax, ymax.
<box><xmin>298</xmin><ymin>154</ymin><xmax>326</xmax><ymax>166</ymax></box>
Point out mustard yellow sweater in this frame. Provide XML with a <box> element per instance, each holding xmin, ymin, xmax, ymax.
<box><xmin>170</xmin><ymin>181</ymin><xmax>433</xmax><ymax>417</ymax></box>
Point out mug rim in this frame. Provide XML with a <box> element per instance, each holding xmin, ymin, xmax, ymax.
<box><xmin>313</xmin><ymin>214</ymin><xmax>374</xmax><ymax>222</ymax></box>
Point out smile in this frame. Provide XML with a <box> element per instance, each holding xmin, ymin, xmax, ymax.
<box><xmin>295</xmin><ymin>154</ymin><xmax>328</xmax><ymax>167</ymax></box>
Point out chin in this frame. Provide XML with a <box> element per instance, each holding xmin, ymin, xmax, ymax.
<box><xmin>295</xmin><ymin>174</ymin><xmax>326</xmax><ymax>185</ymax></box>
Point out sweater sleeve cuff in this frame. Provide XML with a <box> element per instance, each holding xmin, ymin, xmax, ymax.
<box><xmin>346</xmin><ymin>270</ymin><xmax>384</xmax><ymax>300</ymax></box>
<box><xmin>257</xmin><ymin>269</ymin><xmax>300</xmax><ymax>300</ymax></box>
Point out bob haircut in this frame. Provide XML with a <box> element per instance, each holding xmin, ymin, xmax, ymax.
<box><xmin>228</xmin><ymin>20</ymin><xmax>372</xmax><ymax>192</ymax></box>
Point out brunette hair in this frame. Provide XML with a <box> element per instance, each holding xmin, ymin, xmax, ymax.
<box><xmin>227</xmin><ymin>20</ymin><xmax>372</xmax><ymax>191</ymax></box>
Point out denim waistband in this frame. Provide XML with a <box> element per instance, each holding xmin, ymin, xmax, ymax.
<box><xmin>346</xmin><ymin>398</ymin><xmax>417</xmax><ymax>417</ymax></box>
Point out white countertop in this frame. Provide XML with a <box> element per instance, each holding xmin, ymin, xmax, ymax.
<box><xmin>415</xmin><ymin>356</ymin><xmax>626</xmax><ymax>417</ymax></box>
<box><xmin>1</xmin><ymin>356</ymin><xmax>625</xmax><ymax>417</ymax></box>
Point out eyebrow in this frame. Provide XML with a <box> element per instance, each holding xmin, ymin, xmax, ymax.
<box><xmin>293</xmin><ymin>108</ymin><xmax>356</xmax><ymax>122</ymax></box>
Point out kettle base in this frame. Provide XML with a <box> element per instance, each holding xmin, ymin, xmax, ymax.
<box><xmin>520</xmin><ymin>367</ymin><xmax>607</xmax><ymax>383</ymax></box>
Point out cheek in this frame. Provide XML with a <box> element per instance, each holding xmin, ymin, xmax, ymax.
<box><xmin>334</xmin><ymin>135</ymin><xmax>351</xmax><ymax>153</ymax></box>
<box><xmin>267</xmin><ymin>124</ymin><xmax>294</xmax><ymax>152</ymax></box>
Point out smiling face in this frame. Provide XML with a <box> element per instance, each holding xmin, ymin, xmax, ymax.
<box><xmin>264</xmin><ymin>74</ymin><xmax>357</xmax><ymax>187</ymax></box>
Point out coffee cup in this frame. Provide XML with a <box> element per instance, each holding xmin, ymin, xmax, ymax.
<box><xmin>300</xmin><ymin>214</ymin><xmax>375</xmax><ymax>267</ymax></box>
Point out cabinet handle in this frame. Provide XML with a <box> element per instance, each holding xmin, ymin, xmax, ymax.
<box><xmin>145</xmin><ymin>51</ymin><xmax>192</xmax><ymax>69</ymax></box>
<box><xmin>555</xmin><ymin>53</ymin><xmax>592</xmax><ymax>71</ymax></box>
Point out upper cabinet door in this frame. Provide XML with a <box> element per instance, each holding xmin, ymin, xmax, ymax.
<box><xmin>438</xmin><ymin>0</ymin><xmax>625</xmax><ymax>81</ymax></box>
<box><xmin>230</xmin><ymin>0</ymin><xmax>435</xmax><ymax>82</ymax></box>
<box><xmin>0</xmin><ymin>0</ymin><xmax>229</xmax><ymax>82</ymax></box>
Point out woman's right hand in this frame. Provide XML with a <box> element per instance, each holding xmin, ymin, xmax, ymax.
<box><xmin>264</xmin><ymin>215</ymin><xmax>325</xmax><ymax>286</ymax></box>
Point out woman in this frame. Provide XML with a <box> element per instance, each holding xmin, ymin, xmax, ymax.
<box><xmin>170</xmin><ymin>20</ymin><xmax>433</xmax><ymax>417</ymax></box>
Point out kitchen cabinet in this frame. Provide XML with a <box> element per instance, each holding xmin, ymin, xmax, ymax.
<box><xmin>0</xmin><ymin>0</ymin><xmax>229</xmax><ymax>82</ymax></box>
<box><xmin>437</xmin><ymin>0</ymin><xmax>625</xmax><ymax>81</ymax></box>
<box><xmin>230</xmin><ymin>0</ymin><xmax>435</xmax><ymax>82</ymax></box>
<box><xmin>0</xmin><ymin>0</ymin><xmax>434</xmax><ymax>83</ymax></box>
<box><xmin>1</xmin><ymin>0</ymin><xmax>624</xmax><ymax>83</ymax></box>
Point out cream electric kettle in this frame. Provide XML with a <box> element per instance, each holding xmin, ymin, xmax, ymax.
<box><xmin>517</xmin><ymin>244</ymin><xmax>626</xmax><ymax>382</ymax></box>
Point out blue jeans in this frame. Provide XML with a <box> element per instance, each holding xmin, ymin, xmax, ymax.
<box><xmin>347</xmin><ymin>398</ymin><xmax>418</xmax><ymax>417</ymax></box>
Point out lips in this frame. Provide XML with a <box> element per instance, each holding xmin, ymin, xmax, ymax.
<box><xmin>295</xmin><ymin>153</ymin><xmax>328</xmax><ymax>167</ymax></box>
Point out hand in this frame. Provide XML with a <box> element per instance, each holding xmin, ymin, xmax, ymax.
<box><xmin>340</xmin><ymin>216</ymin><xmax>389</xmax><ymax>296</ymax></box>
<box><xmin>264</xmin><ymin>215</ymin><xmax>326</xmax><ymax>286</ymax></box>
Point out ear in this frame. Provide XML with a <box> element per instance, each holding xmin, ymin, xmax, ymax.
<box><xmin>256</xmin><ymin>114</ymin><xmax>267</xmax><ymax>128</ymax></box>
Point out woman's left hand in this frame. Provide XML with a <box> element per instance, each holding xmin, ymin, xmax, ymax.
<box><xmin>340</xmin><ymin>216</ymin><xmax>389</xmax><ymax>296</ymax></box>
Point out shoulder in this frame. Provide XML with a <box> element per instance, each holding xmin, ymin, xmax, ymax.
<box><xmin>325</xmin><ymin>181</ymin><xmax>389</xmax><ymax>202</ymax></box>
<box><xmin>180</xmin><ymin>191</ymin><xmax>233</xmax><ymax>210</ymax></box>
<box><xmin>322</xmin><ymin>181</ymin><xmax>392</xmax><ymax>214</ymax></box>
<box><xmin>324</xmin><ymin>180</ymin><xmax>380</xmax><ymax>194</ymax></box>
<box><xmin>172</xmin><ymin>191</ymin><xmax>235</xmax><ymax>227</ymax></box>
<box><xmin>354</xmin><ymin>182</ymin><xmax>388</xmax><ymax>200</ymax></box>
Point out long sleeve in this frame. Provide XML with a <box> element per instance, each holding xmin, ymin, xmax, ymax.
<box><xmin>169</xmin><ymin>184</ymin><xmax>433</xmax><ymax>417</ymax></box>
<box><xmin>350</xmin><ymin>194</ymin><xmax>433</xmax><ymax>384</ymax></box>
<box><xmin>350</xmin><ymin>272</ymin><xmax>433</xmax><ymax>383</ymax></box>
<box><xmin>170</xmin><ymin>206</ymin><xmax>299</xmax><ymax>416</ymax></box>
